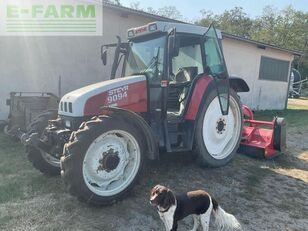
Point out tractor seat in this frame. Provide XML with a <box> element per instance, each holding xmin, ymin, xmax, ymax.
<box><xmin>171</xmin><ymin>66</ymin><xmax>198</xmax><ymax>86</ymax></box>
<box><xmin>175</xmin><ymin>68</ymin><xmax>191</xmax><ymax>83</ymax></box>
<box><xmin>167</xmin><ymin>66</ymin><xmax>198</xmax><ymax>120</ymax></box>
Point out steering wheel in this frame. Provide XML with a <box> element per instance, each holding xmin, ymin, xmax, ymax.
<box><xmin>140</xmin><ymin>69</ymin><xmax>161</xmax><ymax>84</ymax></box>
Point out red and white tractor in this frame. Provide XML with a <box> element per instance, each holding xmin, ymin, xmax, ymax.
<box><xmin>23</xmin><ymin>22</ymin><xmax>286</xmax><ymax>205</ymax></box>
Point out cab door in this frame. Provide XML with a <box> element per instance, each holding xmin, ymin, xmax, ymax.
<box><xmin>202</xmin><ymin>25</ymin><xmax>230</xmax><ymax>115</ymax></box>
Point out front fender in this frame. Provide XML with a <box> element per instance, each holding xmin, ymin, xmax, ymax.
<box><xmin>102</xmin><ymin>107</ymin><xmax>159</xmax><ymax>160</ymax></box>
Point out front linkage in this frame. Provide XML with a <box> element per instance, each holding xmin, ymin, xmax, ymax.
<box><xmin>24</xmin><ymin>118</ymin><xmax>72</xmax><ymax>159</ymax></box>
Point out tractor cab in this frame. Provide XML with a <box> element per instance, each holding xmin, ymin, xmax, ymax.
<box><xmin>103</xmin><ymin>22</ymin><xmax>232</xmax><ymax>152</ymax></box>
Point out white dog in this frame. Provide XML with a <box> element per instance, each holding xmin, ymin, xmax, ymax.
<box><xmin>150</xmin><ymin>185</ymin><xmax>241</xmax><ymax>231</ymax></box>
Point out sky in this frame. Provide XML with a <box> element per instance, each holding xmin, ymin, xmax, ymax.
<box><xmin>119</xmin><ymin>0</ymin><xmax>308</xmax><ymax>21</ymax></box>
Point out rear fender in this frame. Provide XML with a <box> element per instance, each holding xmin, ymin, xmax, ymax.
<box><xmin>185</xmin><ymin>75</ymin><xmax>249</xmax><ymax>121</ymax></box>
<box><xmin>102</xmin><ymin>107</ymin><xmax>159</xmax><ymax>160</ymax></box>
<box><xmin>229</xmin><ymin>76</ymin><xmax>250</xmax><ymax>92</ymax></box>
<box><xmin>184</xmin><ymin>75</ymin><xmax>215</xmax><ymax>120</ymax></box>
<box><xmin>183</xmin><ymin>75</ymin><xmax>216</xmax><ymax>150</ymax></box>
<box><xmin>184</xmin><ymin>75</ymin><xmax>248</xmax><ymax>150</ymax></box>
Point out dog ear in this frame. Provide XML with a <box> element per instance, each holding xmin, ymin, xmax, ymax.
<box><xmin>150</xmin><ymin>184</ymin><xmax>160</xmax><ymax>196</ymax></box>
<box><xmin>162</xmin><ymin>190</ymin><xmax>175</xmax><ymax>208</ymax></box>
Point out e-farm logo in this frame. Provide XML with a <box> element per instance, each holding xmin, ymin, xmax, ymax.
<box><xmin>0</xmin><ymin>0</ymin><xmax>103</xmax><ymax>36</ymax></box>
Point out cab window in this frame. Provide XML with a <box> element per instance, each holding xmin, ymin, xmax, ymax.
<box><xmin>171</xmin><ymin>36</ymin><xmax>203</xmax><ymax>80</ymax></box>
<box><xmin>125</xmin><ymin>34</ymin><xmax>166</xmax><ymax>84</ymax></box>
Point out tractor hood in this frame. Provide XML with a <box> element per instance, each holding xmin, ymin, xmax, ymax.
<box><xmin>58</xmin><ymin>75</ymin><xmax>147</xmax><ymax>117</ymax></box>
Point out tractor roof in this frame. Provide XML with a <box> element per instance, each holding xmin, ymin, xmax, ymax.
<box><xmin>127</xmin><ymin>21</ymin><xmax>222</xmax><ymax>39</ymax></box>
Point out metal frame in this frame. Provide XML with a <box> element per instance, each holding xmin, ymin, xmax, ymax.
<box><xmin>290</xmin><ymin>78</ymin><xmax>308</xmax><ymax>98</ymax></box>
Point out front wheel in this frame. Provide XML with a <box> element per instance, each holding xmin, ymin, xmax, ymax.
<box><xmin>61</xmin><ymin>116</ymin><xmax>144</xmax><ymax>205</ymax></box>
<box><xmin>195</xmin><ymin>89</ymin><xmax>243</xmax><ymax>167</ymax></box>
<box><xmin>25</xmin><ymin>110</ymin><xmax>60</xmax><ymax>175</ymax></box>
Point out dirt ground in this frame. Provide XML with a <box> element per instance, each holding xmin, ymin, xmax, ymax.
<box><xmin>288</xmin><ymin>97</ymin><xmax>308</xmax><ymax>109</ymax></box>
<box><xmin>0</xmin><ymin>100</ymin><xmax>307</xmax><ymax>231</ymax></box>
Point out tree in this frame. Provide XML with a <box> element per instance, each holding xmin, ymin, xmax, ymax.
<box><xmin>129</xmin><ymin>1</ymin><xmax>183</xmax><ymax>20</ymax></box>
<box><xmin>218</xmin><ymin>7</ymin><xmax>253</xmax><ymax>38</ymax></box>
<box><xmin>196</xmin><ymin>7</ymin><xmax>253</xmax><ymax>38</ymax></box>
<box><xmin>251</xmin><ymin>6</ymin><xmax>280</xmax><ymax>45</ymax></box>
<box><xmin>155</xmin><ymin>6</ymin><xmax>183</xmax><ymax>20</ymax></box>
<box><xmin>197</xmin><ymin>10</ymin><xmax>215</xmax><ymax>27</ymax></box>
<box><xmin>251</xmin><ymin>5</ymin><xmax>308</xmax><ymax>77</ymax></box>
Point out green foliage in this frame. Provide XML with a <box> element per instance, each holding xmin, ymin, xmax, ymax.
<box><xmin>199</xmin><ymin>7</ymin><xmax>253</xmax><ymax>38</ymax></box>
<box><xmin>250</xmin><ymin>6</ymin><xmax>278</xmax><ymax>44</ymax></box>
<box><xmin>299</xmin><ymin>43</ymin><xmax>308</xmax><ymax>82</ymax></box>
<box><xmin>196</xmin><ymin>5</ymin><xmax>308</xmax><ymax>52</ymax></box>
<box><xmin>148</xmin><ymin>6</ymin><xmax>183</xmax><ymax>20</ymax></box>
<box><xmin>251</xmin><ymin>5</ymin><xmax>308</xmax><ymax>51</ymax></box>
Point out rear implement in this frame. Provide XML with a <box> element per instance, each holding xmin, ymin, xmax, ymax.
<box><xmin>239</xmin><ymin>105</ymin><xmax>286</xmax><ymax>159</ymax></box>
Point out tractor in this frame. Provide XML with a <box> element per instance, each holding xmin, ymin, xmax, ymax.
<box><xmin>23</xmin><ymin>22</ymin><xmax>286</xmax><ymax>205</ymax></box>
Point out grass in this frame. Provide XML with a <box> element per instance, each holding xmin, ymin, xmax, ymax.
<box><xmin>254</xmin><ymin>96</ymin><xmax>308</xmax><ymax>127</ymax></box>
<box><xmin>0</xmin><ymin>133</ymin><xmax>65</xmax><ymax>204</ymax></box>
<box><xmin>251</xmin><ymin>97</ymin><xmax>308</xmax><ymax>169</ymax></box>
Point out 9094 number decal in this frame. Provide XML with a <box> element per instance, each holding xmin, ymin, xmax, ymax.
<box><xmin>107</xmin><ymin>85</ymin><xmax>128</xmax><ymax>104</ymax></box>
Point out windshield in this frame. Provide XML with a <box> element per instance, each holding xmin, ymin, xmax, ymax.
<box><xmin>124</xmin><ymin>35</ymin><xmax>166</xmax><ymax>84</ymax></box>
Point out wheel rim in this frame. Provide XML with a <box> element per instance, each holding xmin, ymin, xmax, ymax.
<box><xmin>41</xmin><ymin>151</ymin><xmax>60</xmax><ymax>167</ymax></box>
<box><xmin>82</xmin><ymin>130</ymin><xmax>141</xmax><ymax>197</ymax></box>
<box><xmin>3</xmin><ymin>125</ymin><xmax>10</xmax><ymax>136</ymax></box>
<box><xmin>202</xmin><ymin>95</ymin><xmax>241</xmax><ymax>159</ymax></box>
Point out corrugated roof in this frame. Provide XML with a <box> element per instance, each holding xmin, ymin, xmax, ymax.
<box><xmin>103</xmin><ymin>1</ymin><xmax>303</xmax><ymax>56</ymax></box>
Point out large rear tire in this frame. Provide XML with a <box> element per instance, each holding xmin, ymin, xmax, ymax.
<box><xmin>195</xmin><ymin>89</ymin><xmax>243</xmax><ymax>167</ymax></box>
<box><xmin>61</xmin><ymin>116</ymin><xmax>144</xmax><ymax>205</ymax></box>
<box><xmin>26</xmin><ymin>110</ymin><xmax>60</xmax><ymax>176</ymax></box>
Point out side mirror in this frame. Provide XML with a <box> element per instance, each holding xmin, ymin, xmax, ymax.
<box><xmin>101</xmin><ymin>47</ymin><xmax>107</xmax><ymax>65</ymax></box>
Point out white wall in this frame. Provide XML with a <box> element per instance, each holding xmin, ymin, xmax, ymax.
<box><xmin>0</xmin><ymin>7</ymin><xmax>153</xmax><ymax>120</ymax></box>
<box><xmin>222</xmin><ymin>37</ymin><xmax>293</xmax><ymax>110</ymax></box>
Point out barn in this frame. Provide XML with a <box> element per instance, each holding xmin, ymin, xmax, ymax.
<box><xmin>0</xmin><ymin>1</ymin><xmax>302</xmax><ymax>120</ymax></box>
<box><xmin>222</xmin><ymin>33</ymin><xmax>302</xmax><ymax>110</ymax></box>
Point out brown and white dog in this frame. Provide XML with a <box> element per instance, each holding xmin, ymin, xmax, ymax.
<box><xmin>150</xmin><ymin>185</ymin><xmax>241</xmax><ymax>231</ymax></box>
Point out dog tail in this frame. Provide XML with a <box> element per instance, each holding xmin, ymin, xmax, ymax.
<box><xmin>211</xmin><ymin>198</ymin><xmax>242</xmax><ymax>231</ymax></box>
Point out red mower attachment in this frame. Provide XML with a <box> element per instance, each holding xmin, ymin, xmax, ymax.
<box><xmin>239</xmin><ymin>105</ymin><xmax>286</xmax><ymax>159</ymax></box>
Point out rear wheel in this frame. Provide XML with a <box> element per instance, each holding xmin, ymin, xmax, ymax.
<box><xmin>61</xmin><ymin>116</ymin><xmax>144</xmax><ymax>205</ymax></box>
<box><xmin>26</xmin><ymin>110</ymin><xmax>60</xmax><ymax>176</ymax></box>
<box><xmin>195</xmin><ymin>89</ymin><xmax>243</xmax><ymax>167</ymax></box>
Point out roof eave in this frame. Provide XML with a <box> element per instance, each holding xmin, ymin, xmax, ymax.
<box><xmin>222</xmin><ymin>33</ymin><xmax>303</xmax><ymax>56</ymax></box>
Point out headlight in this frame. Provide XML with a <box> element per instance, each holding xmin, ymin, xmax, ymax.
<box><xmin>64</xmin><ymin>120</ymin><xmax>71</xmax><ymax>128</ymax></box>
